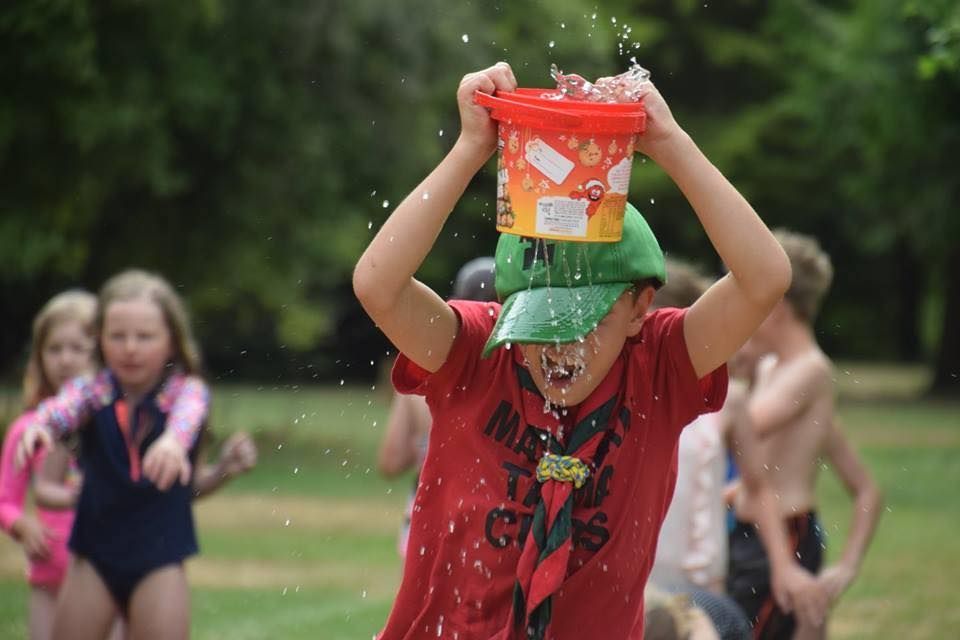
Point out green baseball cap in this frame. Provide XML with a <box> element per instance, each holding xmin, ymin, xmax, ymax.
<box><xmin>483</xmin><ymin>203</ymin><xmax>666</xmax><ymax>357</ymax></box>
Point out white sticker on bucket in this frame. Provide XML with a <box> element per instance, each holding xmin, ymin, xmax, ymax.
<box><xmin>536</xmin><ymin>197</ymin><xmax>589</xmax><ymax>237</ymax></box>
<box><xmin>525</xmin><ymin>139</ymin><xmax>575</xmax><ymax>185</ymax></box>
<box><xmin>607</xmin><ymin>157</ymin><xmax>632</xmax><ymax>194</ymax></box>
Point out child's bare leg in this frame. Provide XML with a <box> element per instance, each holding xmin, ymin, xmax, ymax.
<box><xmin>52</xmin><ymin>558</ymin><xmax>118</xmax><ymax>640</ymax></box>
<box><xmin>106</xmin><ymin>618</ymin><xmax>126</xmax><ymax>640</ymax></box>
<box><xmin>127</xmin><ymin>564</ymin><xmax>189</xmax><ymax>640</ymax></box>
<box><xmin>28</xmin><ymin>585</ymin><xmax>57</xmax><ymax>640</ymax></box>
<box><xmin>794</xmin><ymin>621</ymin><xmax>826</xmax><ymax>640</ymax></box>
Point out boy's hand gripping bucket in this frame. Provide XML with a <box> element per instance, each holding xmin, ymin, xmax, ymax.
<box><xmin>476</xmin><ymin>89</ymin><xmax>646</xmax><ymax>242</ymax></box>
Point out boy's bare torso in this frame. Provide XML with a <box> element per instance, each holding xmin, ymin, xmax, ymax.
<box><xmin>735</xmin><ymin>347</ymin><xmax>834</xmax><ymax>521</ymax></box>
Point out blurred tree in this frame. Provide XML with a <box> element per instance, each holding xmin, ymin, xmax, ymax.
<box><xmin>1</xmin><ymin>0</ymin><xmax>955</xmax><ymax>394</ymax></box>
<box><xmin>0</xmin><ymin>0</ymin><xmax>615</xmax><ymax>381</ymax></box>
<box><xmin>754</xmin><ymin>0</ymin><xmax>959</xmax><ymax>395</ymax></box>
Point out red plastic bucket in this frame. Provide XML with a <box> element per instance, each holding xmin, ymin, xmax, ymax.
<box><xmin>476</xmin><ymin>89</ymin><xmax>645</xmax><ymax>242</ymax></box>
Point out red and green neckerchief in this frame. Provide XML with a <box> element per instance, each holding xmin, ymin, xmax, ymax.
<box><xmin>505</xmin><ymin>355</ymin><xmax>626</xmax><ymax>640</ymax></box>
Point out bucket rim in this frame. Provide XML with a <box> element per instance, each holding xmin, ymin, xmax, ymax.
<box><xmin>476</xmin><ymin>90</ymin><xmax>645</xmax><ymax>134</ymax></box>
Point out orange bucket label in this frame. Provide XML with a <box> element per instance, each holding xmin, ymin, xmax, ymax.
<box><xmin>495</xmin><ymin>124</ymin><xmax>638</xmax><ymax>242</ymax></box>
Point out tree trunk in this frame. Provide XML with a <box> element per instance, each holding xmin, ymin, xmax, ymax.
<box><xmin>930</xmin><ymin>245</ymin><xmax>960</xmax><ymax>397</ymax></box>
<box><xmin>896</xmin><ymin>238</ymin><xmax>921</xmax><ymax>360</ymax></box>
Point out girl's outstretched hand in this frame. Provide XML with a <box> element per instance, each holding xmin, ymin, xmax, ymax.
<box><xmin>15</xmin><ymin>423</ymin><xmax>52</xmax><ymax>470</ymax></box>
<box><xmin>143</xmin><ymin>431</ymin><xmax>192</xmax><ymax>491</ymax></box>
<box><xmin>457</xmin><ymin>61</ymin><xmax>517</xmax><ymax>157</ymax></box>
<box><xmin>218</xmin><ymin>431</ymin><xmax>258</xmax><ymax>478</ymax></box>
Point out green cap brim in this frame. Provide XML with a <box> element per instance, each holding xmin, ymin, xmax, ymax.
<box><xmin>482</xmin><ymin>282</ymin><xmax>632</xmax><ymax>357</ymax></box>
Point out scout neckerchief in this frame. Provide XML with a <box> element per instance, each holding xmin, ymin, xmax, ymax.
<box><xmin>504</xmin><ymin>350</ymin><xmax>627</xmax><ymax>640</ymax></box>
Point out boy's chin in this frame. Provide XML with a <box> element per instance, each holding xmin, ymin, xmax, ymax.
<box><xmin>536</xmin><ymin>378</ymin><xmax>597</xmax><ymax>408</ymax></box>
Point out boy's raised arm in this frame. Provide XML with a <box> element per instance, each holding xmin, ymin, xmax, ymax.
<box><xmin>633</xmin><ymin>84</ymin><xmax>791</xmax><ymax>379</ymax></box>
<box><xmin>353</xmin><ymin>64</ymin><xmax>517</xmax><ymax>373</ymax></box>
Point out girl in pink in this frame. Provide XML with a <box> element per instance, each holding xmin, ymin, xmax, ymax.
<box><xmin>0</xmin><ymin>291</ymin><xmax>96</xmax><ymax>640</ymax></box>
<box><xmin>16</xmin><ymin>270</ymin><xmax>210</xmax><ymax>640</ymax></box>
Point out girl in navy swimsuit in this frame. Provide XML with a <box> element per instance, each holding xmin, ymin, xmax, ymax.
<box><xmin>18</xmin><ymin>269</ymin><xmax>210</xmax><ymax>640</ymax></box>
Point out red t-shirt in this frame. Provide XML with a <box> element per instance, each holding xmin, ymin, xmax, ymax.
<box><xmin>380</xmin><ymin>301</ymin><xmax>727</xmax><ymax>640</ymax></box>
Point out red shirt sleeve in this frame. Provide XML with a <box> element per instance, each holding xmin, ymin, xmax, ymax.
<box><xmin>392</xmin><ymin>300</ymin><xmax>501</xmax><ymax>405</ymax></box>
<box><xmin>642</xmin><ymin>307</ymin><xmax>729</xmax><ymax>431</ymax></box>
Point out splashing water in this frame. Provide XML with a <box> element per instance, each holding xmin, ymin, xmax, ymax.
<box><xmin>549</xmin><ymin>62</ymin><xmax>651</xmax><ymax>103</ymax></box>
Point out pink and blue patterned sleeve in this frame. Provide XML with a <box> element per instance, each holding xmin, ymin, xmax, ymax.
<box><xmin>34</xmin><ymin>370</ymin><xmax>113</xmax><ymax>436</ymax></box>
<box><xmin>157</xmin><ymin>375</ymin><xmax>209</xmax><ymax>449</ymax></box>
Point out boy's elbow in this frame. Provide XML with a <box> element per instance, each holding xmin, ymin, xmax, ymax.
<box><xmin>761</xmin><ymin>251</ymin><xmax>792</xmax><ymax>306</ymax></box>
<box><xmin>864</xmin><ymin>481</ymin><xmax>884</xmax><ymax>512</ymax></box>
<box><xmin>353</xmin><ymin>262</ymin><xmax>385</xmax><ymax>315</ymax></box>
<box><xmin>352</xmin><ymin>263</ymin><xmax>374</xmax><ymax>306</ymax></box>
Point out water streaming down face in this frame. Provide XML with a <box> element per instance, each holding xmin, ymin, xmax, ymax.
<box><xmin>523</xmin><ymin>240</ymin><xmax>606</xmax><ymax>413</ymax></box>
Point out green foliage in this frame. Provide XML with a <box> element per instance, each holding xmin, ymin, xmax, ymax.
<box><xmin>0</xmin><ymin>0</ymin><xmax>956</xmax><ymax>393</ymax></box>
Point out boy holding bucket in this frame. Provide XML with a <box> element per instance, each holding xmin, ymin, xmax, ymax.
<box><xmin>354</xmin><ymin>62</ymin><xmax>790</xmax><ymax>640</ymax></box>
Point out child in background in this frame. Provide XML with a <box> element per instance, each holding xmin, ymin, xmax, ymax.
<box><xmin>644</xmin><ymin>586</ymin><xmax>754</xmax><ymax>640</ymax></box>
<box><xmin>378</xmin><ymin>256</ymin><xmax>496</xmax><ymax>557</ymax></box>
<box><xmin>647</xmin><ymin>259</ymin><xmax>728</xmax><ymax>594</ymax></box>
<box><xmin>354</xmin><ymin>62</ymin><xmax>791</xmax><ymax>639</ymax></box>
<box><xmin>0</xmin><ymin>291</ymin><xmax>97</xmax><ymax>640</ymax></box>
<box><xmin>726</xmin><ymin>231</ymin><xmax>883</xmax><ymax>639</ymax></box>
<box><xmin>18</xmin><ymin>269</ymin><xmax>212</xmax><ymax>640</ymax></box>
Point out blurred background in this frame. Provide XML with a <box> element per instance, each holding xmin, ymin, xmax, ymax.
<box><xmin>1</xmin><ymin>0</ymin><xmax>957</xmax><ymax>638</ymax></box>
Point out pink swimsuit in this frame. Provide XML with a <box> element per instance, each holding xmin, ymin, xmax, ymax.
<box><xmin>0</xmin><ymin>412</ymin><xmax>76</xmax><ymax>589</ymax></box>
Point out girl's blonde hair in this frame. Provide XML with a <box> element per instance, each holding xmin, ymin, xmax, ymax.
<box><xmin>22</xmin><ymin>290</ymin><xmax>98</xmax><ymax>409</ymax></box>
<box><xmin>96</xmin><ymin>269</ymin><xmax>204</xmax><ymax>376</ymax></box>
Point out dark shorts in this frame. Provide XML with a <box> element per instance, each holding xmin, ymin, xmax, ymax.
<box><xmin>726</xmin><ymin>511</ymin><xmax>824</xmax><ymax>640</ymax></box>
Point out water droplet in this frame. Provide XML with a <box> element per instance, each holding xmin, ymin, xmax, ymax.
<box><xmin>461</xmin><ymin>34</ymin><xmax>469</xmax><ymax>43</ymax></box>
<box><xmin>381</xmin><ymin>200</ymin><xmax>390</xmax><ymax>208</ymax></box>
<box><xmin>367</xmin><ymin>221</ymin><xmax>373</xmax><ymax>229</ymax></box>
<box><xmin>548</xmin><ymin>40</ymin><xmax>555</xmax><ymax>48</ymax></box>
<box><xmin>422</xmin><ymin>192</ymin><xmax>430</xmax><ymax>200</ymax></box>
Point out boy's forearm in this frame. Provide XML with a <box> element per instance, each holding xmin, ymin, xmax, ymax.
<box><xmin>838</xmin><ymin>483</ymin><xmax>883</xmax><ymax>574</ymax></box>
<box><xmin>354</xmin><ymin>138</ymin><xmax>492</xmax><ymax>312</ymax></box>
<box><xmin>652</xmin><ymin>132</ymin><xmax>790</xmax><ymax>303</ymax></box>
<box><xmin>748</xmin><ymin>484</ymin><xmax>796</xmax><ymax>575</ymax></box>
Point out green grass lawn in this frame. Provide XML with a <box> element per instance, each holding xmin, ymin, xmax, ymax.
<box><xmin>1</xmin><ymin>364</ymin><xmax>957</xmax><ymax>638</ymax></box>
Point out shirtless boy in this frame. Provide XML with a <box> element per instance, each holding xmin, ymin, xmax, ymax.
<box><xmin>726</xmin><ymin>230</ymin><xmax>883</xmax><ymax>639</ymax></box>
